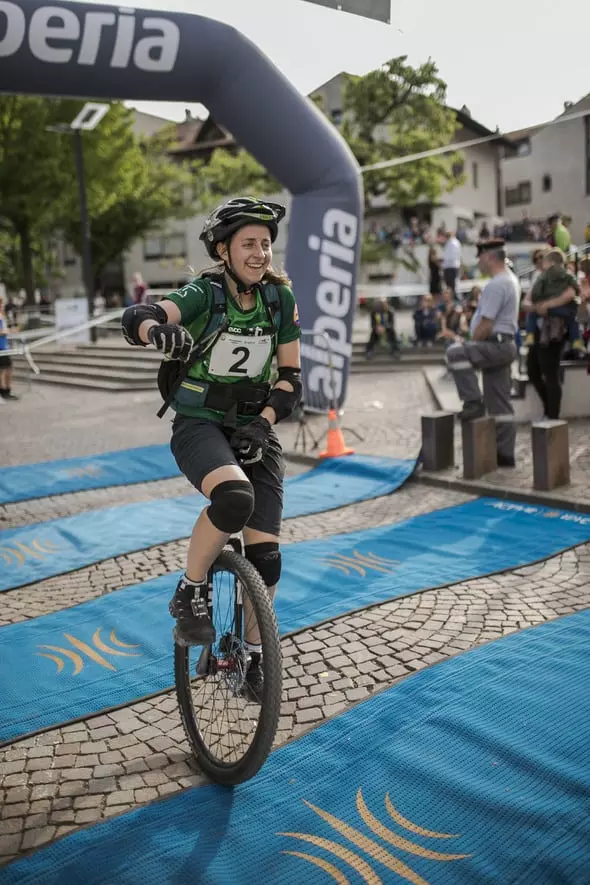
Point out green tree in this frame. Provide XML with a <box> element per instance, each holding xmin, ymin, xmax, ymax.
<box><xmin>182</xmin><ymin>57</ymin><xmax>461</xmax><ymax>215</ymax></box>
<box><xmin>0</xmin><ymin>97</ymin><xmax>196</xmax><ymax>303</ymax></box>
<box><xmin>196</xmin><ymin>148</ymin><xmax>280</xmax><ymax>211</ymax></box>
<box><xmin>0</xmin><ymin>225</ymin><xmax>62</xmax><ymax>294</ymax></box>
<box><xmin>0</xmin><ymin>96</ymin><xmax>79</xmax><ymax>303</ymax></box>
<box><xmin>341</xmin><ymin>57</ymin><xmax>463</xmax><ymax>208</ymax></box>
<box><xmin>56</xmin><ymin>110</ymin><xmax>196</xmax><ymax>290</ymax></box>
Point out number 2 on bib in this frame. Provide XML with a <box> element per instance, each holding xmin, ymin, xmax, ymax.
<box><xmin>228</xmin><ymin>346</ymin><xmax>249</xmax><ymax>374</ymax></box>
<box><xmin>208</xmin><ymin>333</ymin><xmax>273</xmax><ymax>378</ymax></box>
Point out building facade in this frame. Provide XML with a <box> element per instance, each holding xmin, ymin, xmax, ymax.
<box><xmin>502</xmin><ymin>94</ymin><xmax>590</xmax><ymax>245</ymax></box>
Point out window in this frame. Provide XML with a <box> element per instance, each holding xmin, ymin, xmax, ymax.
<box><xmin>143</xmin><ymin>234</ymin><xmax>187</xmax><ymax>261</ymax></box>
<box><xmin>62</xmin><ymin>242</ymin><xmax>77</xmax><ymax>266</ymax></box>
<box><xmin>542</xmin><ymin>174</ymin><xmax>552</xmax><ymax>193</ymax></box>
<box><xmin>585</xmin><ymin>115</ymin><xmax>590</xmax><ymax>196</ymax></box>
<box><xmin>472</xmin><ymin>161</ymin><xmax>479</xmax><ymax>189</ymax></box>
<box><xmin>516</xmin><ymin>138</ymin><xmax>532</xmax><ymax>157</ymax></box>
<box><xmin>452</xmin><ymin>159</ymin><xmax>465</xmax><ymax>179</ymax></box>
<box><xmin>330</xmin><ymin>108</ymin><xmax>343</xmax><ymax>126</ymax></box>
<box><xmin>163</xmin><ymin>234</ymin><xmax>187</xmax><ymax>258</ymax></box>
<box><xmin>505</xmin><ymin>181</ymin><xmax>532</xmax><ymax>207</ymax></box>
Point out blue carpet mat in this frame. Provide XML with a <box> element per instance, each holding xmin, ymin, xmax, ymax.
<box><xmin>0</xmin><ymin>455</ymin><xmax>415</xmax><ymax>592</ymax></box>
<box><xmin>0</xmin><ymin>445</ymin><xmax>181</xmax><ymax>504</ymax></box>
<box><xmin>1</xmin><ymin>497</ymin><xmax>590</xmax><ymax>745</ymax></box>
<box><xmin>2</xmin><ymin>609</ymin><xmax>588</xmax><ymax>884</ymax></box>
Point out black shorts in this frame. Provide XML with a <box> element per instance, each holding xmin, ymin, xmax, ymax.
<box><xmin>170</xmin><ymin>415</ymin><xmax>285</xmax><ymax>537</ymax></box>
<box><xmin>0</xmin><ymin>354</ymin><xmax>11</xmax><ymax>369</ymax></box>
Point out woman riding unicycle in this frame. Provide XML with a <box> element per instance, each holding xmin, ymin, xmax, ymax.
<box><xmin>121</xmin><ymin>197</ymin><xmax>302</xmax><ymax>783</ymax></box>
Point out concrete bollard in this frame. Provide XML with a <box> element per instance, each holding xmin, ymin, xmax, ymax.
<box><xmin>532</xmin><ymin>420</ymin><xmax>570</xmax><ymax>491</ymax></box>
<box><xmin>421</xmin><ymin>412</ymin><xmax>455</xmax><ymax>471</ymax></box>
<box><xmin>462</xmin><ymin>417</ymin><xmax>497</xmax><ymax>479</ymax></box>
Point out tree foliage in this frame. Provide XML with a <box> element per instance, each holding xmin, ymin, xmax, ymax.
<box><xmin>0</xmin><ymin>96</ymin><xmax>79</xmax><ymax>302</ymax></box>
<box><xmin>341</xmin><ymin>56</ymin><xmax>463</xmax><ymax>208</ymax></box>
<box><xmin>193</xmin><ymin>56</ymin><xmax>462</xmax><ymax>215</ymax></box>
<box><xmin>0</xmin><ymin>97</ymin><xmax>196</xmax><ymax>301</ymax></box>
<box><xmin>195</xmin><ymin>149</ymin><xmax>280</xmax><ymax>212</ymax></box>
<box><xmin>57</xmin><ymin>108</ymin><xmax>196</xmax><ymax>286</ymax></box>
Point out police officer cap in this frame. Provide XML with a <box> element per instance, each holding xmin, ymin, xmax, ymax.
<box><xmin>477</xmin><ymin>238</ymin><xmax>505</xmax><ymax>256</ymax></box>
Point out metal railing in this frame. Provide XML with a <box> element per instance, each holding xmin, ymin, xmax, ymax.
<box><xmin>5</xmin><ymin>308</ymin><xmax>124</xmax><ymax>376</ymax></box>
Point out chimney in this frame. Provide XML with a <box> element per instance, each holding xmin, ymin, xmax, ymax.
<box><xmin>184</xmin><ymin>108</ymin><xmax>192</xmax><ymax>122</ymax></box>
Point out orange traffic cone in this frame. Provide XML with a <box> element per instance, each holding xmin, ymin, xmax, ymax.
<box><xmin>318</xmin><ymin>408</ymin><xmax>355</xmax><ymax>459</ymax></box>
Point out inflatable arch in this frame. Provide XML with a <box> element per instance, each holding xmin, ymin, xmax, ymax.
<box><xmin>0</xmin><ymin>0</ymin><xmax>363</xmax><ymax>408</ymax></box>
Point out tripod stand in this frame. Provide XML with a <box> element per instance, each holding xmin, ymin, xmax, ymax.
<box><xmin>292</xmin><ymin>403</ymin><xmax>322</xmax><ymax>455</ymax></box>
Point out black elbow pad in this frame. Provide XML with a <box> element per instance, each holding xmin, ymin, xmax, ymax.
<box><xmin>267</xmin><ymin>367</ymin><xmax>302</xmax><ymax>423</ymax></box>
<box><xmin>121</xmin><ymin>302</ymin><xmax>168</xmax><ymax>346</ymax></box>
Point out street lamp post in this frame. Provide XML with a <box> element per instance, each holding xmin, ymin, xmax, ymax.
<box><xmin>72</xmin><ymin>127</ymin><xmax>95</xmax><ymax>342</ymax></box>
<box><xmin>47</xmin><ymin>102</ymin><xmax>109</xmax><ymax>344</ymax></box>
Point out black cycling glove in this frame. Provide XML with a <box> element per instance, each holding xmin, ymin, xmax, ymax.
<box><xmin>147</xmin><ymin>323</ymin><xmax>193</xmax><ymax>362</ymax></box>
<box><xmin>230</xmin><ymin>416</ymin><xmax>272</xmax><ymax>465</ymax></box>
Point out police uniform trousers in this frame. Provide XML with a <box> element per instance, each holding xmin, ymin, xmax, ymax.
<box><xmin>446</xmin><ymin>339</ymin><xmax>517</xmax><ymax>459</ymax></box>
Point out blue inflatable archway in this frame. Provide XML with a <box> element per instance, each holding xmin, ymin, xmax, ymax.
<box><xmin>0</xmin><ymin>0</ymin><xmax>363</xmax><ymax>408</ymax></box>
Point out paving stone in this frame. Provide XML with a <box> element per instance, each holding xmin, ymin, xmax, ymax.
<box><xmin>4</xmin><ymin>788</ymin><xmax>29</xmax><ymax>805</ymax></box>
<box><xmin>75</xmin><ymin>808</ymin><xmax>102</xmax><ymax>825</ymax></box>
<box><xmin>0</xmin><ymin>834</ymin><xmax>22</xmax><ymax>856</ymax></box>
<box><xmin>135</xmin><ymin>787</ymin><xmax>159</xmax><ymax>803</ymax></box>
<box><xmin>29</xmin><ymin>800</ymin><xmax>51</xmax><ymax>815</ymax></box>
<box><xmin>50</xmin><ymin>809</ymin><xmax>77</xmax><ymax>825</ymax></box>
<box><xmin>55</xmin><ymin>743</ymin><xmax>81</xmax><ymax>756</ymax></box>
<box><xmin>0</xmin><ymin>819</ymin><xmax>22</xmax><ymax>837</ymax></box>
<box><xmin>93</xmin><ymin>764</ymin><xmax>126</xmax><ymax>779</ymax></box>
<box><xmin>88</xmin><ymin>778</ymin><xmax>116</xmax><ymax>795</ymax></box>
<box><xmin>295</xmin><ymin>708</ymin><xmax>323</xmax><ymax>724</ymax></box>
<box><xmin>20</xmin><ymin>826</ymin><xmax>56</xmax><ymax>851</ymax></box>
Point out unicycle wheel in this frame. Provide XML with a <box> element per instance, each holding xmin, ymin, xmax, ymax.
<box><xmin>174</xmin><ymin>549</ymin><xmax>282</xmax><ymax>785</ymax></box>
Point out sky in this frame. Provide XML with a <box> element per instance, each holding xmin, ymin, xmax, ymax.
<box><xmin>80</xmin><ymin>0</ymin><xmax>590</xmax><ymax>134</ymax></box>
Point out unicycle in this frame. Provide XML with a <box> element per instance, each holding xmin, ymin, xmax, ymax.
<box><xmin>174</xmin><ymin>537</ymin><xmax>282</xmax><ymax>785</ymax></box>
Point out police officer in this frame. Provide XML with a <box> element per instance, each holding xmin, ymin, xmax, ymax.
<box><xmin>446</xmin><ymin>239</ymin><xmax>519</xmax><ymax>467</ymax></box>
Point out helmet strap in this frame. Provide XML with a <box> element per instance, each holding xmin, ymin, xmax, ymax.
<box><xmin>224</xmin><ymin>241</ymin><xmax>255</xmax><ymax>295</ymax></box>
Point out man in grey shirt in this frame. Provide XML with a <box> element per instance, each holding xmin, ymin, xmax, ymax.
<box><xmin>446</xmin><ymin>239</ymin><xmax>519</xmax><ymax>466</ymax></box>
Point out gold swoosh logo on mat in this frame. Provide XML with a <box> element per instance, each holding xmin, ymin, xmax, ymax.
<box><xmin>313</xmin><ymin>549</ymin><xmax>400</xmax><ymax>577</ymax></box>
<box><xmin>0</xmin><ymin>538</ymin><xmax>60</xmax><ymax>568</ymax></box>
<box><xmin>278</xmin><ymin>788</ymin><xmax>470</xmax><ymax>884</ymax></box>
<box><xmin>36</xmin><ymin>629</ymin><xmax>142</xmax><ymax>676</ymax></box>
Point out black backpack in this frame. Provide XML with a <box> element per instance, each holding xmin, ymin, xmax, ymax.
<box><xmin>157</xmin><ymin>276</ymin><xmax>282</xmax><ymax>418</ymax></box>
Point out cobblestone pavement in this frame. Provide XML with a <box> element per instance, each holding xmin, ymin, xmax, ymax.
<box><xmin>0</xmin><ymin>483</ymin><xmax>472</xmax><ymax>626</ymax></box>
<box><xmin>1</xmin><ymin>542</ymin><xmax>589</xmax><ymax>865</ymax></box>
<box><xmin>1</xmin><ymin>369</ymin><xmax>589</xmax><ymax>870</ymax></box>
<box><xmin>3</xmin><ymin>371</ymin><xmax>431</xmax><ymax>467</ymax></box>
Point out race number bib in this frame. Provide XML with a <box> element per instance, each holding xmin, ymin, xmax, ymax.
<box><xmin>208</xmin><ymin>332</ymin><xmax>273</xmax><ymax>378</ymax></box>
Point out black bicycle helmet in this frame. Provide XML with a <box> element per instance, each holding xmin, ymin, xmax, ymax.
<box><xmin>200</xmin><ymin>197</ymin><xmax>286</xmax><ymax>260</ymax></box>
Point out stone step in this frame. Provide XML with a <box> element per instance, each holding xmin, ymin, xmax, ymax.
<box><xmin>13</xmin><ymin>358</ymin><xmax>154</xmax><ymax>383</ymax></box>
<box><xmin>11</xmin><ymin>370</ymin><xmax>149</xmax><ymax>391</ymax></box>
<box><xmin>15</xmin><ymin>353</ymin><xmax>159</xmax><ymax>373</ymax></box>
<box><xmin>29</xmin><ymin>346</ymin><xmax>161</xmax><ymax>364</ymax></box>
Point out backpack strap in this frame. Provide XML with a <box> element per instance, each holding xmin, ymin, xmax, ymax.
<box><xmin>260</xmin><ymin>283</ymin><xmax>282</xmax><ymax>353</ymax></box>
<box><xmin>156</xmin><ymin>276</ymin><xmax>228</xmax><ymax>420</ymax></box>
<box><xmin>198</xmin><ymin>274</ymin><xmax>228</xmax><ymax>344</ymax></box>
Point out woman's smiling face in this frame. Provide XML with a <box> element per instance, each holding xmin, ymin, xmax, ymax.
<box><xmin>218</xmin><ymin>224</ymin><xmax>272</xmax><ymax>287</ymax></box>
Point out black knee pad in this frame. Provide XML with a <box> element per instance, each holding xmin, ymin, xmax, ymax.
<box><xmin>208</xmin><ymin>480</ymin><xmax>254</xmax><ymax>534</ymax></box>
<box><xmin>245</xmin><ymin>542</ymin><xmax>281</xmax><ymax>587</ymax></box>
